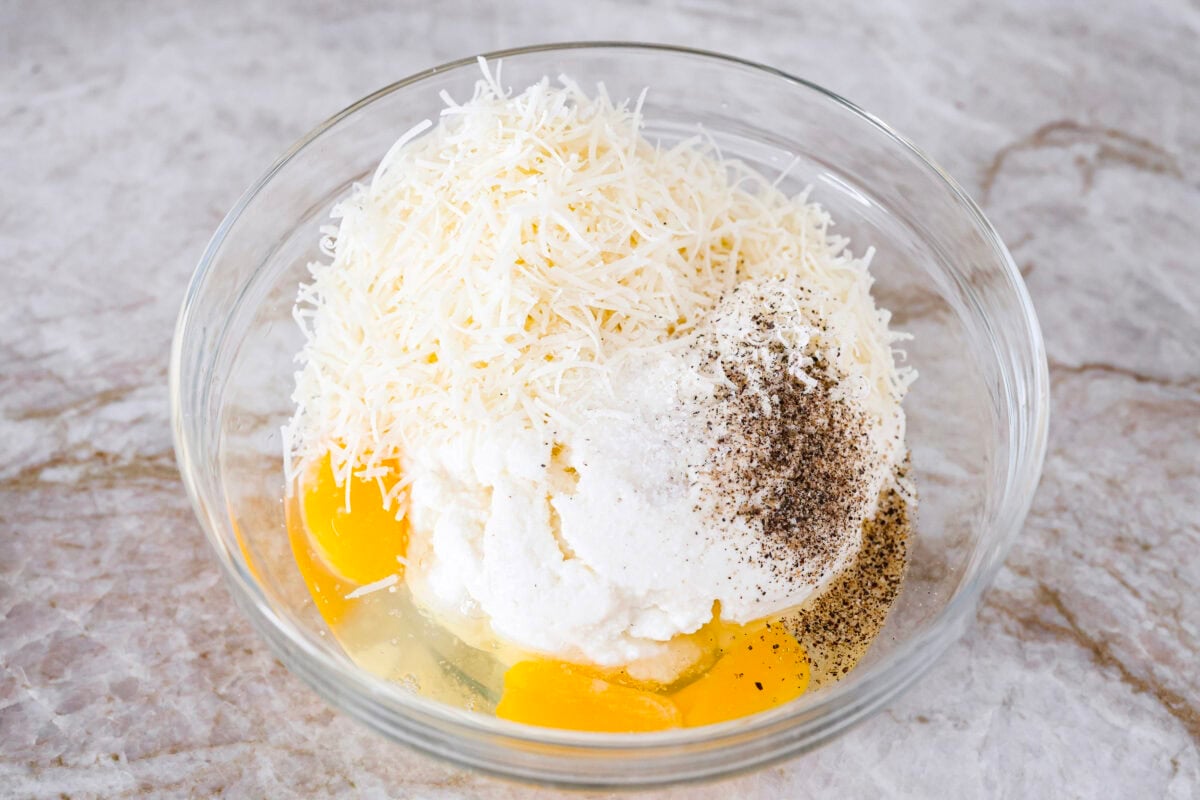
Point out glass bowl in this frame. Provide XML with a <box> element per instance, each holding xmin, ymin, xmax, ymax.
<box><xmin>170</xmin><ymin>42</ymin><xmax>1048</xmax><ymax>789</ymax></box>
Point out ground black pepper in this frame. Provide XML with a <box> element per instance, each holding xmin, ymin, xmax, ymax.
<box><xmin>691</xmin><ymin>283</ymin><xmax>912</xmax><ymax>687</ymax></box>
<box><xmin>694</xmin><ymin>289</ymin><xmax>875</xmax><ymax>591</ymax></box>
<box><xmin>784</xmin><ymin>476</ymin><xmax>911</xmax><ymax>687</ymax></box>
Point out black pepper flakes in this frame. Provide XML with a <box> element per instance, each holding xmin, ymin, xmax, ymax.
<box><xmin>694</xmin><ymin>289</ymin><xmax>876</xmax><ymax>591</ymax></box>
<box><xmin>783</xmin><ymin>474</ymin><xmax>912</xmax><ymax>688</ymax></box>
<box><xmin>686</xmin><ymin>284</ymin><xmax>914</xmax><ymax>690</ymax></box>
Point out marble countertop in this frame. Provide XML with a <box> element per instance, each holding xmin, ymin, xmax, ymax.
<box><xmin>2</xmin><ymin>1</ymin><xmax>1197</xmax><ymax>797</ymax></box>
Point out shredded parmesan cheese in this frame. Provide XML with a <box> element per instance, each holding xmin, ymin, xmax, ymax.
<box><xmin>344</xmin><ymin>573</ymin><xmax>399</xmax><ymax>600</ymax></box>
<box><xmin>286</xmin><ymin>64</ymin><xmax>914</xmax><ymax>498</ymax></box>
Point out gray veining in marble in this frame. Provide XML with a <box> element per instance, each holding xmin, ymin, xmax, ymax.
<box><xmin>2</xmin><ymin>1</ymin><xmax>1197</xmax><ymax>797</ymax></box>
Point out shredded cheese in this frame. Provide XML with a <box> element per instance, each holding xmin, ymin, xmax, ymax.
<box><xmin>344</xmin><ymin>573</ymin><xmax>399</xmax><ymax>600</ymax></box>
<box><xmin>286</xmin><ymin>64</ymin><xmax>914</xmax><ymax>494</ymax></box>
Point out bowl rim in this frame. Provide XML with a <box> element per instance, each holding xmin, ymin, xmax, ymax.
<box><xmin>171</xmin><ymin>40</ymin><xmax>1050</xmax><ymax>786</ymax></box>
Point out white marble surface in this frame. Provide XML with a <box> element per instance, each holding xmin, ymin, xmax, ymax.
<box><xmin>2</xmin><ymin>1</ymin><xmax>1198</xmax><ymax>797</ymax></box>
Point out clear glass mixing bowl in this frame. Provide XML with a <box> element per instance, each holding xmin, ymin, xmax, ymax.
<box><xmin>170</xmin><ymin>43</ymin><xmax>1048</xmax><ymax>789</ymax></box>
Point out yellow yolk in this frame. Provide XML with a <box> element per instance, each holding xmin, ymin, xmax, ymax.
<box><xmin>287</xmin><ymin>453</ymin><xmax>409</xmax><ymax>626</ymax></box>
<box><xmin>496</xmin><ymin>661</ymin><xmax>683</xmax><ymax>732</ymax></box>
<box><xmin>671</xmin><ymin>623</ymin><xmax>810</xmax><ymax>727</ymax></box>
<box><xmin>230</xmin><ymin>516</ymin><xmax>264</xmax><ymax>585</ymax></box>
<box><xmin>496</xmin><ymin>621</ymin><xmax>811</xmax><ymax>731</ymax></box>
<box><xmin>286</xmin><ymin>492</ymin><xmax>354</xmax><ymax>626</ymax></box>
<box><xmin>299</xmin><ymin>454</ymin><xmax>409</xmax><ymax>586</ymax></box>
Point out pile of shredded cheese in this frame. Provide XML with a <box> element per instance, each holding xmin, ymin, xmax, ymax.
<box><xmin>285</xmin><ymin>61</ymin><xmax>914</xmax><ymax>501</ymax></box>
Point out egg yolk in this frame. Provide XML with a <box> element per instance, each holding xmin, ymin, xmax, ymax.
<box><xmin>671</xmin><ymin>623</ymin><xmax>810</xmax><ymax>727</ymax></box>
<box><xmin>496</xmin><ymin>661</ymin><xmax>683</xmax><ymax>732</ymax></box>
<box><xmin>496</xmin><ymin>622</ymin><xmax>810</xmax><ymax>731</ymax></box>
<box><xmin>286</xmin><ymin>493</ymin><xmax>353</xmax><ymax>626</ymax></box>
<box><xmin>288</xmin><ymin>453</ymin><xmax>409</xmax><ymax>626</ymax></box>
<box><xmin>299</xmin><ymin>453</ymin><xmax>409</xmax><ymax>586</ymax></box>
